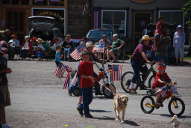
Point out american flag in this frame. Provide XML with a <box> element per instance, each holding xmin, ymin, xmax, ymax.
<box><xmin>70</xmin><ymin>44</ymin><xmax>85</xmax><ymax>60</ymax></box>
<box><xmin>111</xmin><ymin>65</ymin><xmax>122</xmax><ymax>81</ymax></box>
<box><xmin>54</xmin><ymin>66</ymin><xmax>65</xmax><ymax>78</ymax></box>
<box><xmin>93</xmin><ymin>44</ymin><xmax>105</xmax><ymax>53</ymax></box>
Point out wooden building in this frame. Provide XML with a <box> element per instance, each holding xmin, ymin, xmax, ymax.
<box><xmin>0</xmin><ymin>0</ymin><xmax>91</xmax><ymax>38</ymax></box>
<box><xmin>92</xmin><ymin>0</ymin><xmax>187</xmax><ymax>43</ymax></box>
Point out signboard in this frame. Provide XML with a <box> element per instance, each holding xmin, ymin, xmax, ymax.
<box><xmin>131</xmin><ymin>0</ymin><xmax>155</xmax><ymax>4</ymax></box>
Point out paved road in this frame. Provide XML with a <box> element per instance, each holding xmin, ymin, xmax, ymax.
<box><xmin>5</xmin><ymin>61</ymin><xmax>191</xmax><ymax>128</ymax></box>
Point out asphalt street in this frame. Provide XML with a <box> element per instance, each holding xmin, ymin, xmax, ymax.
<box><xmin>5</xmin><ymin>60</ymin><xmax>191</xmax><ymax>128</ymax></box>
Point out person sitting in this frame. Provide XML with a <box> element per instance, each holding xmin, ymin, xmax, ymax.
<box><xmin>152</xmin><ymin>63</ymin><xmax>177</xmax><ymax>108</ymax></box>
<box><xmin>108</xmin><ymin>34</ymin><xmax>125</xmax><ymax>62</ymax></box>
<box><xmin>129</xmin><ymin>35</ymin><xmax>153</xmax><ymax>93</ymax></box>
<box><xmin>96</xmin><ymin>34</ymin><xmax>110</xmax><ymax>59</ymax></box>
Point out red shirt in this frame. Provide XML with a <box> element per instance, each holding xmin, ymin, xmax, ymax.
<box><xmin>78</xmin><ymin>61</ymin><xmax>94</xmax><ymax>88</ymax></box>
<box><xmin>152</xmin><ymin>72</ymin><xmax>171</xmax><ymax>89</ymax></box>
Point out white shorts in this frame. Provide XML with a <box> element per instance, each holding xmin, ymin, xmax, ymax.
<box><xmin>174</xmin><ymin>47</ymin><xmax>184</xmax><ymax>58</ymax></box>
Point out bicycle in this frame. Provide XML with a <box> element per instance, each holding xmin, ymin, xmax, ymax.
<box><xmin>140</xmin><ymin>82</ymin><xmax>185</xmax><ymax>117</ymax></box>
<box><xmin>121</xmin><ymin>63</ymin><xmax>156</xmax><ymax>93</ymax></box>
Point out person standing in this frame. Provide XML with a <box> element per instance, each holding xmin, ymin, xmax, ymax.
<box><xmin>173</xmin><ymin>25</ymin><xmax>185</xmax><ymax>65</ymax></box>
<box><xmin>77</xmin><ymin>51</ymin><xmax>95</xmax><ymax>118</ymax></box>
<box><xmin>0</xmin><ymin>49</ymin><xmax>12</xmax><ymax>128</ymax></box>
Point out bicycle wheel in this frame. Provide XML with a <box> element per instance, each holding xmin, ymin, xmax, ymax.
<box><xmin>148</xmin><ymin>75</ymin><xmax>155</xmax><ymax>88</ymax></box>
<box><xmin>121</xmin><ymin>71</ymin><xmax>134</xmax><ymax>93</ymax></box>
<box><xmin>168</xmin><ymin>97</ymin><xmax>185</xmax><ymax>117</ymax></box>
<box><xmin>140</xmin><ymin>96</ymin><xmax>155</xmax><ymax>114</ymax></box>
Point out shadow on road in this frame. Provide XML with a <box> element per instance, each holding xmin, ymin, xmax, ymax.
<box><xmin>152</xmin><ymin>113</ymin><xmax>191</xmax><ymax>119</ymax></box>
<box><xmin>90</xmin><ymin>109</ymin><xmax>112</xmax><ymax>113</ymax></box>
<box><xmin>93</xmin><ymin>116</ymin><xmax>140</xmax><ymax>126</ymax></box>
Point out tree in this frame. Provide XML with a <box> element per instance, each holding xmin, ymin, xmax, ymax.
<box><xmin>183</xmin><ymin>0</ymin><xmax>191</xmax><ymax>25</ymax></box>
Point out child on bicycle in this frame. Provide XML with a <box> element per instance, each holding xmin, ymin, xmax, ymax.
<box><xmin>152</xmin><ymin>63</ymin><xmax>177</xmax><ymax>108</ymax></box>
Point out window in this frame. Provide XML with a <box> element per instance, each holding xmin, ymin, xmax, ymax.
<box><xmin>159</xmin><ymin>10</ymin><xmax>184</xmax><ymax>25</ymax></box>
<box><xmin>101</xmin><ymin>10</ymin><xmax>127</xmax><ymax>36</ymax></box>
<box><xmin>33</xmin><ymin>0</ymin><xmax>47</xmax><ymax>5</ymax></box>
<box><xmin>49</xmin><ymin>0</ymin><xmax>64</xmax><ymax>6</ymax></box>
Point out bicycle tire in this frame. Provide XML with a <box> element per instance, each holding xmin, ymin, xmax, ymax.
<box><xmin>148</xmin><ymin>75</ymin><xmax>155</xmax><ymax>88</ymax></box>
<box><xmin>140</xmin><ymin>96</ymin><xmax>155</xmax><ymax>114</ymax></box>
<box><xmin>168</xmin><ymin>97</ymin><xmax>185</xmax><ymax>117</ymax></box>
<box><xmin>121</xmin><ymin>71</ymin><xmax>135</xmax><ymax>93</ymax></box>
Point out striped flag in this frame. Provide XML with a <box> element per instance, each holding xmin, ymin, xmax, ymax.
<box><xmin>63</xmin><ymin>72</ymin><xmax>71</xmax><ymax>89</ymax></box>
<box><xmin>111</xmin><ymin>65</ymin><xmax>122</xmax><ymax>81</ymax></box>
<box><xmin>93</xmin><ymin>44</ymin><xmax>105</xmax><ymax>53</ymax></box>
<box><xmin>54</xmin><ymin>66</ymin><xmax>65</xmax><ymax>78</ymax></box>
<box><xmin>70</xmin><ymin>44</ymin><xmax>85</xmax><ymax>60</ymax></box>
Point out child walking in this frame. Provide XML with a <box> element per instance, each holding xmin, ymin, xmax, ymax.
<box><xmin>77</xmin><ymin>51</ymin><xmax>95</xmax><ymax>118</ymax></box>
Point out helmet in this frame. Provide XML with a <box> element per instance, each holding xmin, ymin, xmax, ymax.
<box><xmin>141</xmin><ymin>35</ymin><xmax>150</xmax><ymax>41</ymax></box>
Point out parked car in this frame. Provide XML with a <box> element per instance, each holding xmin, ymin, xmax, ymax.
<box><xmin>28</xmin><ymin>16</ymin><xmax>64</xmax><ymax>40</ymax></box>
<box><xmin>86</xmin><ymin>29</ymin><xmax>113</xmax><ymax>43</ymax></box>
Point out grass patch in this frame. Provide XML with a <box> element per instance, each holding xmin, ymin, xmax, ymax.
<box><xmin>184</xmin><ymin>56</ymin><xmax>191</xmax><ymax>60</ymax></box>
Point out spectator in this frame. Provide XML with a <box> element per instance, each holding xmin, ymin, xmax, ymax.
<box><xmin>0</xmin><ymin>49</ymin><xmax>12</xmax><ymax>128</ymax></box>
<box><xmin>108</xmin><ymin>34</ymin><xmax>125</xmax><ymax>62</ymax></box>
<box><xmin>173</xmin><ymin>25</ymin><xmax>185</xmax><ymax>65</ymax></box>
<box><xmin>62</xmin><ymin>34</ymin><xmax>74</xmax><ymax>61</ymax></box>
<box><xmin>21</xmin><ymin>36</ymin><xmax>30</xmax><ymax>59</ymax></box>
<box><xmin>8</xmin><ymin>34</ymin><xmax>21</xmax><ymax>60</ymax></box>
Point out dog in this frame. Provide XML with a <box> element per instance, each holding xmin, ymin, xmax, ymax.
<box><xmin>113</xmin><ymin>93</ymin><xmax>128</xmax><ymax>123</ymax></box>
<box><xmin>170</xmin><ymin>115</ymin><xmax>180</xmax><ymax>128</ymax></box>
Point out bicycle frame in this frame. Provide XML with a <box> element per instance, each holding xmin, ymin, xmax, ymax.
<box><xmin>140</xmin><ymin>64</ymin><xmax>156</xmax><ymax>84</ymax></box>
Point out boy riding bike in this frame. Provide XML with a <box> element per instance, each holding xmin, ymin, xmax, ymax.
<box><xmin>152</xmin><ymin>63</ymin><xmax>178</xmax><ymax>108</ymax></box>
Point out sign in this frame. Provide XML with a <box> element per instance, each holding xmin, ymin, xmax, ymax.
<box><xmin>131</xmin><ymin>0</ymin><xmax>155</xmax><ymax>4</ymax></box>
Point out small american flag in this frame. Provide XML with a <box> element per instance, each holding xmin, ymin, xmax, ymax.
<box><xmin>111</xmin><ymin>65</ymin><xmax>122</xmax><ymax>81</ymax></box>
<box><xmin>54</xmin><ymin>66</ymin><xmax>65</xmax><ymax>78</ymax></box>
<box><xmin>93</xmin><ymin>44</ymin><xmax>105</xmax><ymax>53</ymax></box>
<box><xmin>70</xmin><ymin>44</ymin><xmax>85</xmax><ymax>60</ymax></box>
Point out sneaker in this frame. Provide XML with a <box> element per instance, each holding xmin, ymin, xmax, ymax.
<box><xmin>77</xmin><ymin>107</ymin><xmax>83</xmax><ymax>117</ymax></box>
<box><xmin>85</xmin><ymin>114</ymin><xmax>93</xmax><ymax>118</ymax></box>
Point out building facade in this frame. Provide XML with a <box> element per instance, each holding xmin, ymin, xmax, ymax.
<box><xmin>92</xmin><ymin>0</ymin><xmax>187</xmax><ymax>42</ymax></box>
<box><xmin>0</xmin><ymin>0</ymin><xmax>91</xmax><ymax>38</ymax></box>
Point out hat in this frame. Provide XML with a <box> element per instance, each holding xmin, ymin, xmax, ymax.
<box><xmin>86</xmin><ymin>41</ymin><xmax>94</xmax><ymax>48</ymax></box>
<box><xmin>176</xmin><ymin>25</ymin><xmax>183</xmax><ymax>29</ymax></box>
<box><xmin>37</xmin><ymin>38</ymin><xmax>44</xmax><ymax>43</ymax></box>
<box><xmin>141</xmin><ymin>35</ymin><xmax>150</xmax><ymax>41</ymax></box>
<box><xmin>112</xmin><ymin>34</ymin><xmax>118</xmax><ymax>37</ymax></box>
<box><xmin>25</xmin><ymin>35</ymin><xmax>30</xmax><ymax>39</ymax></box>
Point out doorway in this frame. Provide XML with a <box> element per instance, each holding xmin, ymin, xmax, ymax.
<box><xmin>133</xmin><ymin>11</ymin><xmax>153</xmax><ymax>44</ymax></box>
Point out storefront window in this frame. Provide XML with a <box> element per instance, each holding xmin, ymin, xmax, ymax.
<box><xmin>159</xmin><ymin>10</ymin><xmax>183</xmax><ymax>25</ymax></box>
<box><xmin>101</xmin><ymin>10</ymin><xmax>127</xmax><ymax>36</ymax></box>
<box><xmin>33</xmin><ymin>0</ymin><xmax>47</xmax><ymax>5</ymax></box>
<box><xmin>49</xmin><ymin>0</ymin><xmax>64</xmax><ymax>6</ymax></box>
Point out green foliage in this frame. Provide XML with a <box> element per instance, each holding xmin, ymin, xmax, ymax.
<box><xmin>183</xmin><ymin>0</ymin><xmax>191</xmax><ymax>17</ymax></box>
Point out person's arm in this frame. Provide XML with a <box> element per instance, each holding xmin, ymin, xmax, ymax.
<box><xmin>141</xmin><ymin>51</ymin><xmax>152</xmax><ymax>64</ymax></box>
<box><xmin>173</xmin><ymin>32</ymin><xmax>176</xmax><ymax>48</ymax></box>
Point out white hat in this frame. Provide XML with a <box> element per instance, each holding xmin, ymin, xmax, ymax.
<box><xmin>25</xmin><ymin>35</ymin><xmax>30</xmax><ymax>39</ymax></box>
<box><xmin>177</xmin><ymin>25</ymin><xmax>183</xmax><ymax>29</ymax></box>
<box><xmin>112</xmin><ymin>34</ymin><xmax>118</xmax><ymax>37</ymax></box>
<box><xmin>86</xmin><ymin>41</ymin><xmax>94</xmax><ymax>48</ymax></box>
